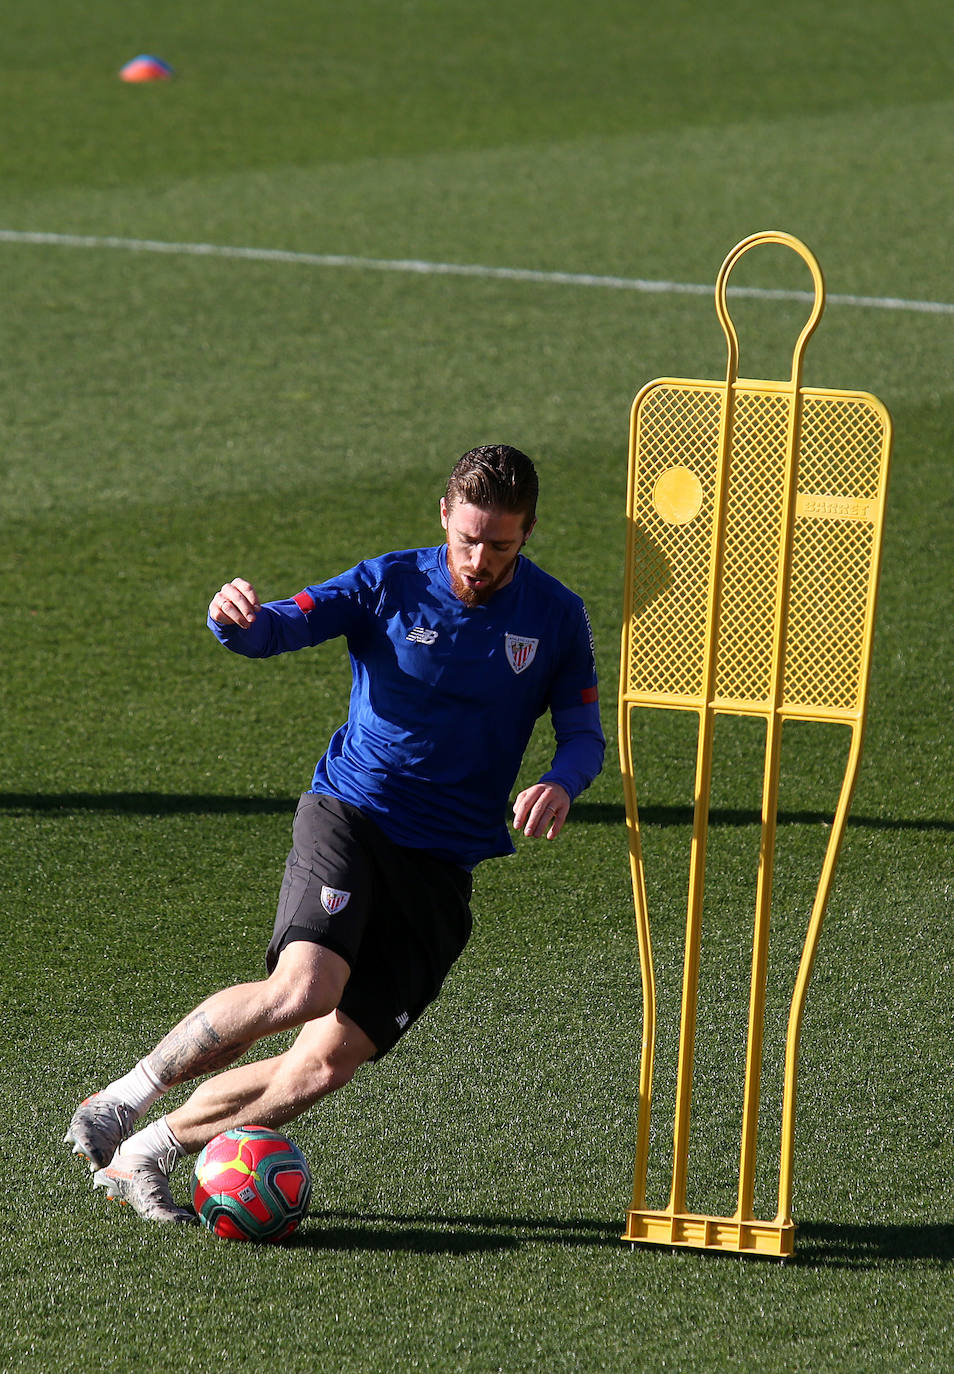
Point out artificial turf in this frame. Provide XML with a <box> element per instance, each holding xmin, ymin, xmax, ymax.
<box><xmin>2</xmin><ymin>2</ymin><xmax>953</xmax><ymax>1370</ymax></box>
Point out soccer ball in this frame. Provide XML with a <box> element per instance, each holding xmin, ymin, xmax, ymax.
<box><xmin>191</xmin><ymin>1126</ymin><xmax>312</xmax><ymax>1242</ymax></box>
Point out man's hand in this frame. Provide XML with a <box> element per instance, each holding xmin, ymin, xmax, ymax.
<box><xmin>512</xmin><ymin>782</ymin><xmax>571</xmax><ymax>840</ymax></box>
<box><xmin>209</xmin><ymin>578</ymin><xmax>261</xmax><ymax>630</ymax></box>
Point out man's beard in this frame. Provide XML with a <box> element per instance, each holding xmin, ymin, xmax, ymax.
<box><xmin>448</xmin><ymin>555</ymin><xmax>519</xmax><ymax>607</ymax></box>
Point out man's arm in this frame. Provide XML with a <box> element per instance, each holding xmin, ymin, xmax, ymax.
<box><xmin>512</xmin><ymin>591</ymin><xmax>605</xmax><ymax>840</ymax></box>
<box><xmin>513</xmin><ymin>695</ymin><xmax>605</xmax><ymax>841</ymax></box>
<box><xmin>207</xmin><ymin>575</ymin><xmax>355</xmax><ymax>658</ymax></box>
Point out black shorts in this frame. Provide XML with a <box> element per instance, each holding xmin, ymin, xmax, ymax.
<box><xmin>266</xmin><ymin>793</ymin><xmax>473</xmax><ymax>1057</ymax></box>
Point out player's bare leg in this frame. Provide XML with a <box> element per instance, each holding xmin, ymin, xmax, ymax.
<box><xmin>146</xmin><ymin>941</ymin><xmax>351</xmax><ymax>1087</ymax></box>
<box><xmin>91</xmin><ymin>1010</ymin><xmax>375</xmax><ymax>1223</ymax></box>
<box><xmin>164</xmin><ymin>1008</ymin><xmax>377</xmax><ymax>1153</ymax></box>
<box><xmin>66</xmin><ymin>942</ymin><xmax>350</xmax><ymax>1170</ymax></box>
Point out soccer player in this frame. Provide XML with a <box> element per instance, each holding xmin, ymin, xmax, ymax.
<box><xmin>66</xmin><ymin>445</ymin><xmax>605</xmax><ymax>1222</ymax></box>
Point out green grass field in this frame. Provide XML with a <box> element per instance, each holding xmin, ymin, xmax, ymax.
<box><xmin>2</xmin><ymin>2</ymin><xmax>953</xmax><ymax>1370</ymax></box>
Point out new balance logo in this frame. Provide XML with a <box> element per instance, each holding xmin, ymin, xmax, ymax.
<box><xmin>406</xmin><ymin>626</ymin><xmax>439</xmax><ymax>645</ymax></box>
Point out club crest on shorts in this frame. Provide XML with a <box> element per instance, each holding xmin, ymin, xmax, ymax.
<box><xmin>320</xmin><ymin>885</ymin><xmax>351</xmax><ymax>915</ymax></box>
<box><xmin>504</xmin><ymin>633</ymin><xmax>539</xmax><ymax>674</ymax></box>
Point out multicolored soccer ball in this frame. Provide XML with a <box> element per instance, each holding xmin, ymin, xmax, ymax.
<box><xmin>191</xmin><ymin>1126</ymin><xmax>312</xmax><ymax>1242</ymax></box>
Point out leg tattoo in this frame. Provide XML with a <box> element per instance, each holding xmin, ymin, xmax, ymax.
<box><xmin>149</xmin><ymin>1012</ymin><xmax>254</xmax><ymax>1086</ymax></box>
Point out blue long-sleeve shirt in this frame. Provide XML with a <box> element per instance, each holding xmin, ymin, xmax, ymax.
<box><xmin>209</xmin><ymin>545</ymin><xmax>604</xmax><ymax>868</ymax></box>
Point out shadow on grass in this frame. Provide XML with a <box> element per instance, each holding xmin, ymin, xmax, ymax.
<box><xmin>794</xmin><ymin>1220</ymin><xmax>954</xmax><ymax>1270</ymax></box>
<box><xmin>292</xmin><ymin>1211</ymin><xmax>622</xmax><ymax>1255</ymax></box>
<box><xmin>574</xmin><ymin>802</ymin><xmax>954</xmax><ymax>834</ymax></box>
<box><xmin>290</xmin><ymin>1212</ymin><xmax>954</xmax><ymax>1266</ymax></box>
<box><xmin>1</xmin><ymin>792</ymin><xmax>952</xmax><ymax>834</ymax></box>
<box><xmin>0</xmin><ymin>791</ymin><xmax>296</xmax><ymax>817</ymax></box>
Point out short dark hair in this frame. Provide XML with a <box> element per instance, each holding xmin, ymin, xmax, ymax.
<box><xmin>444</xmin><ymin>445</ymin><xmax>539</xmax><ymax>529</ymax></box>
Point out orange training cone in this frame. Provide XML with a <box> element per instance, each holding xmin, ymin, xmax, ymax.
<box><xmin>119</xmin><ymin>55</ymin><xmax>175</xmax><ymax>82</ymax></box>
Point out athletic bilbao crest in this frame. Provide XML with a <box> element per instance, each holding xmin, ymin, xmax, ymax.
<box><xmin>320</xmin><ymin>886</ymin><xmax>351</xmax><ymax>915</ymax></box>
<box><xmin>505</xmin><ymin>633</ymin><xmax>539</xmax><ymax>674</ymax></box>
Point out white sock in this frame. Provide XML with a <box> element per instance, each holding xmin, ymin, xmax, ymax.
<box><xmin>115</xmin><ymin>1116</ymin><xmax>187</xmax><ymax>1172</ymax></box>
<box><xmin>103</xmin><ymin>1058</ymin><xmax>168</xmax><ymax>1117</ymax></box>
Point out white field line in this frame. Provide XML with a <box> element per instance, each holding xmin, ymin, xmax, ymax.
<box><xmin>1</xmin><ymin>228</ymin><xmax>952</xmax><ymax>316</ymax></box>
